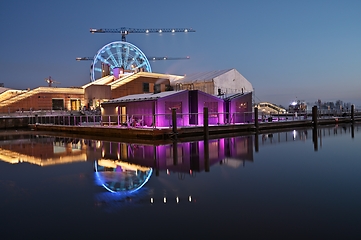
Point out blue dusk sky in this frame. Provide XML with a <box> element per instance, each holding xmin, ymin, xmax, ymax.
<box><xmin>0</xmin><ymin>0</ymin><xmax>360</xmax><ymax>107</ymax></box>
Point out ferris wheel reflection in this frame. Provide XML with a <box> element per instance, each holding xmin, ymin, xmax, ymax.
<box><xmin>94</xmin><ymin>159</ymin><xmax>152</xmax><ymax>194</ymax></box>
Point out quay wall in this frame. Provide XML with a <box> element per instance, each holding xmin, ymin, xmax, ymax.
<box><xmin>0</xmin><ymin>117</ymin><xmax>29</xmax><ymax>129</ymax></box>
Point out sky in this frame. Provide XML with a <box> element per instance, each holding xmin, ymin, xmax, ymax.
<box><xmin>0</xmin><ymin>0</ymin><xmax>360</xmax><ymax>107</ymax></box>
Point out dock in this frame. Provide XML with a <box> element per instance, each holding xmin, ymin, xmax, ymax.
<box><xmin>30</xmin><ymin>116</ymin><xmax>358</xmax><ymax>141</ymax></box>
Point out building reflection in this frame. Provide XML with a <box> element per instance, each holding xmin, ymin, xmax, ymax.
<box><xmin>0</xmin><ymin>133</ymin><xmax>254</xmax><ymax>195</ymax></box>
<box><xmin>98</xmin><ymin>136</ymin><xmax>254</xmax><ymax>178</ymax></box>
<box><xmin>0</xmin><ymin>124</ymin><xmax>357</xmax><ymax>200</ymax></box>
<box><xmin>0</xmin><ymin>134</ymin><xmax>87</xmax><ymax>166</ymax></box>
<box><xmin>0</xmin><ymin>125</ymin><xmax>358</xmax><ymax>210</ymax></box>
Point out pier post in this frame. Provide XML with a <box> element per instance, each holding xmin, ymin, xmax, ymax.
<box><xmin>312</xmin><ymin>106</ymin><xmax>318</xmax><ymax>127</ymax></box>
<box><xmin>254</xmin><ymin>133</ymin><xmax>259</xmax><ymax>152</ymax></box>
<box><xmin>351</xmin><ymin>104</ymin><xmax>355</xmax><ymax>122</ymax></box>
<box><xmin>153</xmin><ymin>146</ymin><xmax>159</xmax><ymax>176</ymax></box>
<box><xmin>172</xmin><ymin>108</ymin><xmax>177</xmax><ymax>136</ymax></box>
<box><xmin>203</xmin><ymin>107</ymin><xmax>210</xmax><ymax>172</ymax></box>
<box><xmin>312</xmin><ymin>127</ymin><xmax>318</xmax><ymax>151</ymax></box>
<box><xmin>203</xmin><ymin>107</ymin><xmax>209</xmax><ymax>140</ymax></box>
<box><xmin>254</xmin><ymin>107</ymin><xmax>259</xmax><ymax>131</ymax></box>
<box><xmin>204</xmin><ymin>138</ymin><xmax>210</xmax><ymax>172</ymax></box>
<box><xmin>173</xmin><ymin>141</ymin><xmax>178</xmax><ymax>165</ymax></box>
<box><xmin>152</xmin><ymin>114</ymin><xmax>156</xmax><ymax>129</ymax></box>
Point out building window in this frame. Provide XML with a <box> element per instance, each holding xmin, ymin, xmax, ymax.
<box><xmin>154</xmin><ymin>84</ymin><xmax>161</xmax><ymax>93</ymax></box>
<box><xmin>204</xmin><ymin>102</ymin><xmax>218</xmax><ymax>117</ymax></box>
<box><xmin>52</xmin><ymin>99</ymin><xmax>64</xmax><ymax>110</ymax></box>
<box><xmin>143</xmin><ymin>83</ymin><xmax>149</xmax><ymax>93</ymax></box>
<box><xmin>239</xmin><ymin>102</ymin><xmax>247</xmax><ymax>110</ymax></box>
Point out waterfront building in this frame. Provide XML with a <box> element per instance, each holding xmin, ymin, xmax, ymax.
<box><xmin>171</xmin><ymin>69</ymin><xmax>253</xmax><ymax>95</ymax></box>
<box><xmin>256</xmin><ymin>102</ymin><xmax>287</xmax><ymax>114</ymax></box>
<box><xmin>0</xmin><ymin>68</ymin><xmax>253</xmax><ymax>115</ymax></box>
<box><xmin>0</xmin><ymin>72</ymin><xmax>182</xmax><ymax>113</ymax></box>
<box><xmin>101</xmin><ymin>89</ymin><xmax>252</xmax><ymax>126</ymax></box>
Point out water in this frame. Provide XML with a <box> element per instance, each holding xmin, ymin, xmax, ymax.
<box><xmin>0</xmin><ymin>125</ymin><xmax>361</xmax><ymax>239</ymax></box>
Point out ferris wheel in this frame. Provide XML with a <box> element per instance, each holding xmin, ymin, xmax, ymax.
<box><xmin>94</xmin><ymin>160</ymin><xmax>153</xmax><ymax>194</ymax></box>
<box><xmin>90</xmin><ymin>41</ymin><xmax>152</xmax><ymax>82</ymax></box>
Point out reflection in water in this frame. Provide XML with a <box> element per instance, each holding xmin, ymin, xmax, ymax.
<box><xmin>94</xmin><ymin>159</ymin><xmax>152</xmax><ymax>194</ymax></box>
<box><xmin>257</xmin><ymin>124</ymin><xmax>359</xmax><ymax>152</ymax></box>
<box><xmin>0</xmin><ymin>124</ymin><xmax>358</xmax><ymax>209</ymax></box>
<box><xmin>0</xmin><ymin>134</ymin><xmax>87</xmax><ymax>165</ymax></box>
<box><xmin>1</xmin><ymin>125</ymin><xmax>361</xmax><ymax>238</ymax></box>
<box><xmin>0</xmin><ymin>132</ymin><xmax>254</xmax><ymax>208</ymax></box>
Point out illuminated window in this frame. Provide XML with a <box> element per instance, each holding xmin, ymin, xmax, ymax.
<box><xmin>239</xmin><ymin>102</ymin><xmax>247</xmax><ymax>110</ymax></box>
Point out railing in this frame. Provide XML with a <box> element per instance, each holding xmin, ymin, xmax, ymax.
<box><xmin>13</xmin><ymin>108</ymin><xmax>360</xmax><ymax>128</ymax></box>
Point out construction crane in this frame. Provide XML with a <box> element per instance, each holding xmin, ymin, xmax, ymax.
<box><xmin>79</xmin><ymin>27</ymin><xmax>195</xmax><ymax>81</ymax></box>
<box><xmin>45</xmin><ymin>76</ymin><xmax>60</xmax><ymax>87</ymax></box>
<box><xmin>76</xmin><ymin>56</ymin><xmax>190</xmax><ymax>61</ymax></box>
<box><xmin>90</xmin><ymin>27</ymin><xmax>195</xmax><ymax>42</ymax></box>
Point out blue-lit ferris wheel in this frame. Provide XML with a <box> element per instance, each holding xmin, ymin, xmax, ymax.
<box><xmin>83</xmin><ymin>27</ymin><xmax>195</xmax><ymax>82</ymax></box>
<box><xmin>90</xmin><ymin>41</ymin><xmax>152</xmax><ymax>82</ymax></box>
<box><xmin>94</xmin><ymin>160</ymin><xmax>153</xmax><ymax>194</ymax></box>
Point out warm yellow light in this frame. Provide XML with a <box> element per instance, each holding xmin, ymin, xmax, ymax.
<box><xmin>0</xmin><ymin>148</ymin><xmax>87</xmax><ymax>166</ymax></box>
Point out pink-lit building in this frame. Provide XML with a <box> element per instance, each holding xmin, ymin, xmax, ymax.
<box><xmin>101</xmin><ymin>89</ymin><xmax>252</xmax><ymax>127</ymax></box>
<box><xmin>224</xmin><ymin>92</ymin><xmax>253</xmax><ymax>123</ymax></box>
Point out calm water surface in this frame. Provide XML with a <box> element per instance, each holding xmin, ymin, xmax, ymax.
<box><xmin>1</xmin><ymin>125</ymin><xmax>361</xmax><ymax>239</ymax></box>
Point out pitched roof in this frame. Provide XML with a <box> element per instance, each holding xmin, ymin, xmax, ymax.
<box><xmin>177</xmin><ymin>69</ymin><xmax>233</xmax><ymax>83</ymax></box>
<box><xmin>0</xmin><ymin>87</ymin><xmax>10</xmax><ymax>94</ymax></box>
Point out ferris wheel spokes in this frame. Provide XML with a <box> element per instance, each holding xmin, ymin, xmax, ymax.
<box><xmin>91</xmin><ymin>41</ymin><xmax>152</xmax><ymax>81</ymax></box>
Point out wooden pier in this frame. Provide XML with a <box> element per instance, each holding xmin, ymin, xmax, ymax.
<box><xmin>1</xmin><ymin>105</ymin><xmax>358</xmax><ymax>141</ymax></box>
<box><xmin>30</xmin><ymin>115</ymin><xmax>359</xmax><ymax>141</ymax></box>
